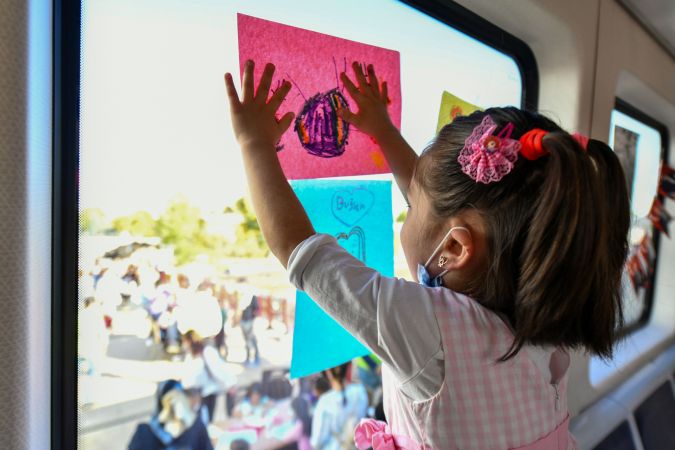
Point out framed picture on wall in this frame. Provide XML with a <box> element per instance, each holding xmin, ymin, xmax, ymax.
<box><xmin>613</xmin><ymin>124</ymin><xmax>640</xmax><ymax>193</ymax></box>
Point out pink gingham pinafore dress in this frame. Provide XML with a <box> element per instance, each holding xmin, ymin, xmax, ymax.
<box><xmin>379</xmin><ymin>292</ymin><xmax>578</xmax><ymax>449</ymax></box>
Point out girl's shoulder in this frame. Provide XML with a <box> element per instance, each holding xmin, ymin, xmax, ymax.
<box><xmin>426</xmin><ymin>287</ymin><xmax>483</xmax><ymax>314</ymax></box>
<box><xmin>432</xmin><ymin>288</ymin><xmax>512</xmax><ymax>330</ymax></box>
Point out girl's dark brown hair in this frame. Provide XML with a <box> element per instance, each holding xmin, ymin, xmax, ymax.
<box><xmin>419</xmin><ymin>106</ymin><xmax>630</xmax><ymax>360</ymax></box>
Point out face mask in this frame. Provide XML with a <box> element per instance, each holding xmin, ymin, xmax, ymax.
<box><xmin>416</xmin><ymin>227</ymin><xmax>470</xmax><ymax>287</ymax></box>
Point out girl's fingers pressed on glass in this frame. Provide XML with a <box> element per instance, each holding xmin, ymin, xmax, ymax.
<box><xmin>336</xmin><ymin>107</ymin><xmax>357</xmax><ymax>124</ymax></box>
<box><xmin>367</xmin><ymin>64</ymin><xmax>380</xmax><ymax>97</ymax></box>
<box><xmin>242</xmin><ymin>59</ymin><xmax>255</xmax><ymax>102</ymax></box>
<box><xmin>381</xmin><ymin>81</ymin><xmax>390</xmax><ymax>105</ymax></box>
<box><xmin>340</xmin><ymin>72</ymin><xmax>363</xmax><ymax>102</ymax></box>
<box><xmin>277</xmin><ymin>111</ymin><xmax>295</xmax><ymax>133</ymax></box>
<box><xmin>266</xmin><ymin>80</ymin><xmax>292</xmax><ymax>113</ymax></box>
<box><xmin>256</xmin><ymin>62</ymin><xmax>276</xmax><ymax>104</ymax></box>
<box><xmin>223</xmin><ymin>73</ymin><xmax>241</xmax><ymax>111</ymax></box>
<box><xmin>352</xmin><ymin>61</ymin><xmax>369</xmax><ymax>92</ymax></box>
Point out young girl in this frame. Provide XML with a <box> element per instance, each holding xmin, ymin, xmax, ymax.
<box><xmin>223</xmin><ymin>60</ymin><xmax>629</xmax><ymax>449</ymax></box>
<box><xmin>232</xmin><ymin>382</ymin><xmax>270</xmax><ymax>419</ymax></box>
<box><xmin>181</xmin><ymin>330</ymin><xmax>236</xmax><ymax>423</ymax></box>
<box><xmin>280</xmin><ymin>396</ymin><xmax>312</xmax><ymax>450</ymax></box>
<box><xmin>311</xmin><ymin>374</ymin><xmax>348</xmax><ymax>450</ymax></box>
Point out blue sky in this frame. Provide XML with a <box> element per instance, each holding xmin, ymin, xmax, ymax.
<box><xmin>79</xmin><ymin>0</ymin><xmax>522</xmax><ymax>219</ymax></box>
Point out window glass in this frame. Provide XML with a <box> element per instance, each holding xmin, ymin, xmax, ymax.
<box><xmin>77</xmin><ymin>0</ymin><xmax>525</xmax><ymax>447</ymax></box>
<box><xmin>608</xmin><ymin>108</ymin><xmax>663</xmax><ymax>330</ymax></box>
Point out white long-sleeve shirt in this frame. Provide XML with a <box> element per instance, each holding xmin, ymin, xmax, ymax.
<box><xmin>288</xmin><ymin>233</ymin><xmax>556</xmax><ymax>402</ymax></box>
<box><xmin>289</xmin><ymin>233</ymin><xmax>444</xmax><ymax>400</ymax></box>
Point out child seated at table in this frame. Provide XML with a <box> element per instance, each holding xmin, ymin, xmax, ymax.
<box><xmin>232</xmin><ymin>382</ymin><xmax>271</xmax><ymax>420</ymax></box>
<box><xmin>277</xmin><ymin>397</ymin><xmax>312</xmax><ymax>450</ymax></box>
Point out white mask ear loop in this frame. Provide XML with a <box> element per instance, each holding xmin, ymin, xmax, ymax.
<box><xmin>423</xmin><ymin>227</ymin><xmax>471</xmax><ymax>276</ymax></box>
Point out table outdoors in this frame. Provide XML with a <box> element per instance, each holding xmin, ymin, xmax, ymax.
<box><xmin>209</xmin><ymin>398</ymin><xmax>299</xmax><ymax>450</ymax></box>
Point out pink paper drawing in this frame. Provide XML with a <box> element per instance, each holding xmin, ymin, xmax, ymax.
<box><xmin>237</xmin><ymin>13</ymin><xmax>401</xmax><ymax>180</ymax></box>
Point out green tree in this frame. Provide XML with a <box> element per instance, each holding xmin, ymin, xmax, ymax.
<box><xmin>103</xmin><ymin>197</ymin><xmax>270</xmax><ymax>264</ymax></box>
<box><xmin>111</xmin><ymin>211</ymin><xmax>157</xmax><ymax>237</ymax></box>
<box><xmin>156</xmin><ymin>197</ymin><xmax>224</xmax><ymax>265</ymax></box>
<box><xmin>80</xmin><ymin>208</ymin><xmax>109</xmax><ymax>234</ymax></box>
<box><xmin>229</xmin><ymin>197</ymin><xmax>269</xmax><ymax>257</ymax></box>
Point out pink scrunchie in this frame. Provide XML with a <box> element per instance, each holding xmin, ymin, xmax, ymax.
<box><xmin>354</xmin><ymin>418</ymin><xmax>423</xmax><ymax>450</ymax></box>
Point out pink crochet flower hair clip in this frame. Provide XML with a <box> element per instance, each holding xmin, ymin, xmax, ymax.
<box><xmin>458</xmin><ymin>114</ymin><xmax>589</xmax><ymax>184</ymax></box>
<box><xmin>457</xmin><ymin>114</ymin><xmax>521</xmax><ymax>184</ymax></box>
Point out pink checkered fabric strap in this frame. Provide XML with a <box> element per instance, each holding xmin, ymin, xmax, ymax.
<box><xmin>381</xmin><ymin>294</ymin><xmax>576</xmax><ymax>449</ymax></box>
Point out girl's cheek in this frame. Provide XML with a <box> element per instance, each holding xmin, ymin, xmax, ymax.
<box><xmin>400</xmin><ymin>219</ymin><xmax>415</xmax><ymax>265</ymax></box>
<box><xmin>400</xmin><ymin>220</ymin><xmax>408</xmax><ymax>253</ymax></box>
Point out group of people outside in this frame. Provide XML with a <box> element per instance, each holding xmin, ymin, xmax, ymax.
<box><xmin>78</xmin><ymin>251</ymin><xmax>294</xmax><ymax>372</ymax></box>
<box><xmin>79</xmin><ymin>246</ymin><xmax>386</xmax><ymax>449</ymax></box>
<box><xmin>127</xmin><ymin>356</ymin><xmax>382</xmax><ymax>450</ymax></box>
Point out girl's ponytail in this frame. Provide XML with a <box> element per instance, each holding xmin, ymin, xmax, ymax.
<box><xmin>506</xmin><ymin>132</ymin><xmax>630</xmax><ymax>360</ymax></box>
<box><xmin>423</xmin><ymin>107</ymin><xmax>631</xmax><ymax>361</ymax></box>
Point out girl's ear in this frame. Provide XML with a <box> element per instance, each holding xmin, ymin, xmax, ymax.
<box><xmin>440</xmin><ymin>227</ymin><xmax>473</xmax><ymax>270</ymax></box>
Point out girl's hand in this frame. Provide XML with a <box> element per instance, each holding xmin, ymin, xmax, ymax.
<box><xmin>224</xmin><ymin>60</ymin><xmax>295</xmax><ymax>149</ymax></box>
<box><xmin>340</xmin><ymin>62</ymin><xmax>416</xmax><ymax>201</ymax></box>
<box><xmin>338</xmin><ymin>62</ymin><xmax>396</xmax><ymax>140</ymax></box>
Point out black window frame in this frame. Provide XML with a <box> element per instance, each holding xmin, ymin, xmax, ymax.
<box><xmin>51</xmin><ymin>1</ymin><xmax>538</xmax><ymax>448</ymax></box>
<box><xmin>613</xmin><ymin>98</ymin><xmax>671</xmax><ymax>338</ymax></box>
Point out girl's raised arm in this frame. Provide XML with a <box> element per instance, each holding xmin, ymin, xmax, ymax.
<box><xmin>225</xmin><ymin>64</ymin><xmax>441</xmax><ymax>397</ymax></box>
<box><xmin>224</xmin><ymin>60</ymin><xmax>315</xmax><ymax>268</ymax></box>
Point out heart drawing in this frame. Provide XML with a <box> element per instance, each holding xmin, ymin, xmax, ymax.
<box><xmin>331</xmin><ymin>187</ymin><xmax>374</xmax><ymax>227</ymax></box>
<box><xmin>335</xmin><ymin>226</ymin><xmax>366</xmax><ymax>262</ymax></box>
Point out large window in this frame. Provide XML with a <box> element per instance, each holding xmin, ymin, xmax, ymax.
<box><xmin>55</xmin><ymin>1</ymin><xmax>537</xmax><ymax>448</ymax></box>
<box><xmin>609</xmin><ymin>99</ymin><xmax>669</xmax><ymax>334</ymax></box>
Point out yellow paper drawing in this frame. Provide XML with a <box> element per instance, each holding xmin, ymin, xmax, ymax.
<box><xmin>436</xmin><ymin>91</ymin><xmax>481</xmax><ymax>134</ymax></box>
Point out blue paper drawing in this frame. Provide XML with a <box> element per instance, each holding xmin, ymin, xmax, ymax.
<box><xmin>335</xmin><ymin>226</ymin><xmax>366</xmax><ymax>261</ymax></box>
<box><xmin>290</xmin><ymin>179</ymin><xmax>393</xmax><ymax>378</ymax></box>
<box><xmin>331</xmin><ymin>187</ymin><xmax>375</xmax><ymax>227</ymax></box>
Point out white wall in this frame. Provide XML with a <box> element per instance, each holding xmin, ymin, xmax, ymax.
<box><xmin>0</xmin><ymin>0</ymin><xmax>52</xmax><ymax>448</ymax></box>
<box><xmin>456</xmin><ymin>0</ymin><xmax>675</xmax><ymax>415</ymax></box>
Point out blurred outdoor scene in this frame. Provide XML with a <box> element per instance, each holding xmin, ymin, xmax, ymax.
<box><xmin>77</xmin><ymin>0</ymin><xmax>523</xmax><ymax>447</ymax></box>
<box><xmin>78</xmin><ymin>195</ymin><xmax>410</xmax><ymax>449</ymax></box>
<box><xmin>77</xmin><ymin>0</ymin><xmax>415</xmax><ymax>444</ymax></box>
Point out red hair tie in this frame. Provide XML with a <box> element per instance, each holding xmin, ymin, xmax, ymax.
<box><xmin>571</xmin><ymin>132</ymin><xmax>589</xmax><ymax>151</ymax></box>
<box><xmin>519</xmin><ymin>128</ymin><xmax>549</xmax><ymax>160</ymax></box>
